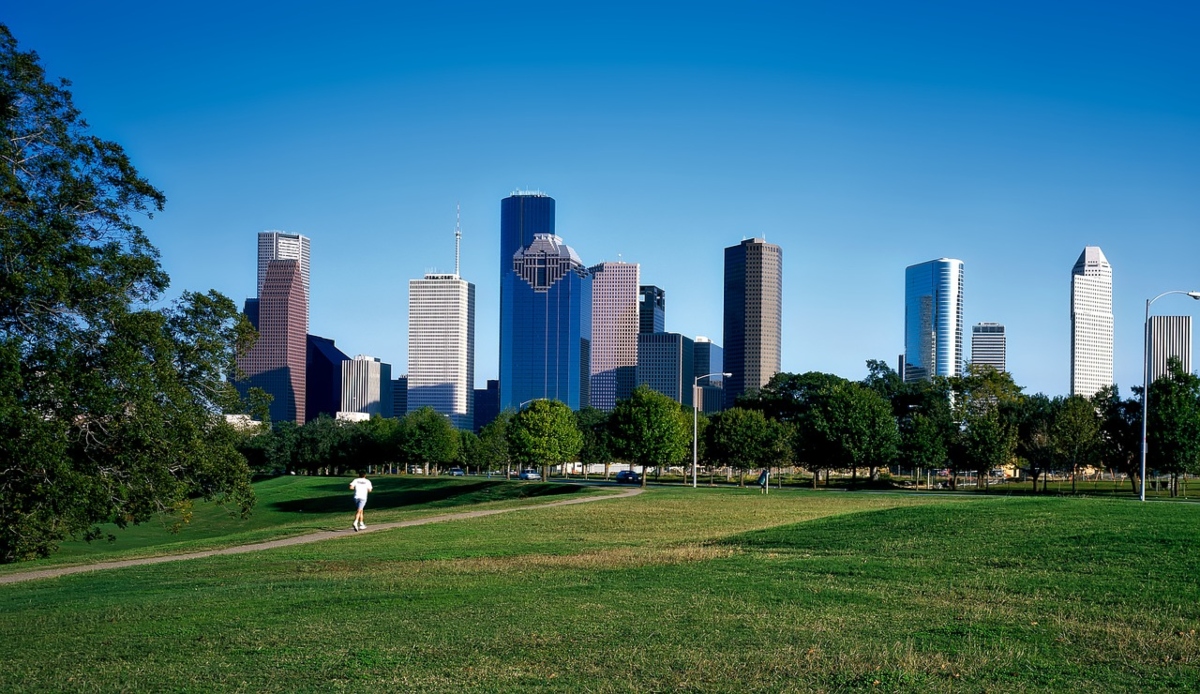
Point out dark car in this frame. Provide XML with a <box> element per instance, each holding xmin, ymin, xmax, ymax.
<box><xmin>615</xmin><ymin>470</ymin><xmax>641</xmax><ymax>484</ymax></box>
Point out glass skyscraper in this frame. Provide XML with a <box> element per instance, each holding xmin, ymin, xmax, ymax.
<box><xmin>499</xmin><ymin>192</ymin><xmax>592</xmax><ymax>410</ymax></box>
<box><xmin>904</xmin><ymin>258</ymin><xmax>964</xmax><ymax>382</ymax></box>
<box><xmin>639</xmin><ymin>285</ymin><xmax>665</xmax><ymax>334</ymax></box>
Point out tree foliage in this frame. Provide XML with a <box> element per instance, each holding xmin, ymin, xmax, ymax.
<box><xmin>1051</xmin><ymin>395</ymin><xmax>1102</xmax><ymax>493</ymax></box>
<box><xmin>402</xmin><ymin>407</ymin><xmax>461</xmax><ymax>473</ymax></box>
<box><xmin>1147</xmin><ymin>358</ymin><xmax>1200</xmax><ymax>494</ymax></box>
<box><xmin>705</xmin><ymin>407</ymin><xmax>785</xmax><ymax>486</ymax></box>
<box><xmin>508</xmin><ymin>400</ymin><xmax>582</xmax><ymax>480</ymax></box>
<box><xmin>0</xmin><ymin>26</ymin><xmax>254</xmax><ymax>562</ymax></box>
<box><xmin>609</xmin><ymin>386</ymin><xmax>690</xmax><ymax>487</ymax></box>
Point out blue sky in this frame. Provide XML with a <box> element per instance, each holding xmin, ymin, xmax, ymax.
<box><xmin>9</xmin><ymin>1</ymin><xmax>1200</xmax><ymax>396</ymax></box>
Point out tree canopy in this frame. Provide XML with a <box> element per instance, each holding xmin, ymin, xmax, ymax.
<box><xmin>0</xmin><ymin>25</ymin><xmax>254</xmax><ymax>562</ymax></box>
<box><xmin>609</xmin><ymin>386</ymin><xmax>691</xmax><ymax>487</ymax></box>
<box><xmin>508</xmin><ymin>400</ymin><xmax>583</xmax><ymax>480</ymax></box>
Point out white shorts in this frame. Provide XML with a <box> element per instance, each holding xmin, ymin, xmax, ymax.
<box><xmin>355</xmin><ymin>497</ymin><xmax>367</xmax><ymax>510</ymax></box>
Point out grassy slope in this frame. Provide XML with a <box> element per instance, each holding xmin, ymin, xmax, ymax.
<box><xmin>0</xmin><ymin>475</ymin><xmax>594</xmax><ymax>574</ymax></box>
<box><xmin>2</xmin><ymin>487</ymin><xmax>1198</xmax><ymax>692</ymax></box>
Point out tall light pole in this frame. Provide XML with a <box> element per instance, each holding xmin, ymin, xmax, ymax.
<box><xmin>1140</xmin><ymin>290</ymin><xmax>1200</xmax><ymax>501</ymax></box>
<box><xmin>694</xmin><ymin>372</ymin><xmax>732</xmax><ymax>488</ymax></box>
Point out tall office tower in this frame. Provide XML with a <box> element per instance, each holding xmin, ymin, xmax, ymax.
<box><xmin>639</xmin><ymin>285</ymin><xmax>665</xmax><ymax>334</ymax></box>
<box><xmin>237</xmin><ymin>259</ymin><xmax>307</xmax><ymax>423</ymax></box>
<box><xmin>391</xmin><ymin>376</ymin><xmax>408</xmax><ymax>419</ymax></box>
<box><xmin>340</xmin><ymin>355</ymin><xmax>391</xmax><ymax>417</ymax></box>
<box><xmin>970</xmin><ymin>323</ymin><xmax>1007</xmax><ymax>373</ymax></box>
<box><xmin>1148</xmin><ymin>315</ymin><xmax>1192</xmax><ymax>384</ymax></box>
<box><xmin>258</xmin><ymin>231</ymin><xmax>311</xmax><ymax>297</ymax></box>
<box><xmin>1070</xmin><ymin>246</ymin><xmax>1114</xmax><ymax>397</ymax></box>
<box><xmin>306</xmin><ymin>334</ymin><xmax>349</xmax><ymax>422</ymax></box>
<box><xmin>723</xmin><ymin>238</ymin><xmax>783</xmax><ymax>408</ymax></box>
<box><xmin>693</xmin><ymin>336</ymin><xmax>725</xmax><ymax>414</ymax></box>
<box><xmin>903</xmin><ymin>258</ymin><xmax>965</xmax><ymax>383</ymax></box>
<box><xmin>499</xmin><ymin>193</ymin><xmax>593</xmax><ymax>410</ymax></box>
<box><xmin>638</xmin><ymin>333</ymin><xmax>695</xmax><ymax>406</ymax></box>
<box><xmin>589</xmin><ymin>262</ymin><xmax>640</xmax><ymax>410</ymax></box>
<box><xmin>474</xmin><ymin>379</ymin><xmax>500</xmax><ymax>432</ymax></box>
<box><xmin>408</xmin><ymin>273</ymin><xmax>476</xmax><ymax>429</ymax></box>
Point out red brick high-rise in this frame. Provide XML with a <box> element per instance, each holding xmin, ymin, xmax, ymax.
<box><xmin>238</xmin><ymin>259</ymin><xmax>307</xmax><ymax>423</ymax></box>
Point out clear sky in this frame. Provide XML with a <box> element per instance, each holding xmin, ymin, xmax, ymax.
<box><xmin>9</xmin><ymin>1</ymin><xmax>1200</xmax><ymax>396</ymax></box>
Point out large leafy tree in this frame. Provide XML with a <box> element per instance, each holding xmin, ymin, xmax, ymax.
<box><xmin>800</xmin><ymin>379</ymin><xmax>900</xmax><ymax>488</ymax></box>
<box><xmin>477</xmin><ymin>409</ymin><xmax>514</xmax><ymax>476</ymax></box>
<box><xmin>1013</xmin><ymin>393</ymin><xmax>1059</xmax><ymax>492</ymax></box>
<box><xmin>575</xmin><ymin>406</ymin><xmax>613</xmax><ymax>480</ymax></box>
<box><xmin>508</xmin><ymin>400</ymin><xmax>582</xmax><ymax>481</ymax></box>
<box><xmin>608</xmin><ymin>386</ymin><xmax>690</xmax><ymax>488</ymax></box>
<box><xmin>402</xmin><ymin>407</ymin><xmax>461</xmax><ymax>474</ymax></box>
<box><xmin>1094</xmin><ymin>385</ymin><xmax>1141</xmax><ymax>492</ymax></box>
<box><xmin>949</xmin><ymin>366</ymin><xmax>1022</xmax><ymax>490</ymax></box>
<box><xmin>0</xmin><ymin>25</ymin><xmax>255</xmax><ymax>562</ymax></box>
<box><xmin>1146</xmin><ymin>358</ymin><xmax>1200</xmax><ymax>496</ymax></box>
<box><xmin>1051</xmin><ymin>395</ymin><xmax>1103</xmax><ymax>493</ymax></box>
<box><xmin>705</xmin><ymin>407</ymin><xmax>779</xmax><ymax>487</ymax></box>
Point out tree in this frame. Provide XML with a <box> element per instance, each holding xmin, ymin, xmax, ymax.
<box><xmin>705</xmin><ymin>407</ymin><xmax>777</xmax><ymax>486</ymax></box>
<box><xmin>1051</xmin><ymin>395</ymin><xmax>1102</xmax><ymax>493</ymax></box>
<box><xmin>575</xmin><ymin>407</ymin><xmax>613</xmax><ymax>480</ymax></box>
<box><xmin>799</xmin><ymin>380</ymin><xmax>899</xmax><ymax>489</ymax></box>
<box><xmin>948</xmin><ymin>366</ymin><xmax>1022</xmax><ymax>490</ymax></box>
<box><xmin>402</xmin><ymin>407</ymin><xmax>460</xmax><ymax>474</ymax></box>
<box><xmin>1146</xmin><ymin>358</ymin><xmax>1200</xmax><ymax>496</ymax></box>
<box><xmin>0</xmin><ymin>25</ymin><xmax>255</xmax><ymax>561</ymax></box>
<box><xmin>609</xmin><ymin>386</ymin><xmax>691</xmax><ymax>488</ymax></box>
<box><xmin>1013</xmin><ymin>393</ymin><xmax>1059</xmax><ymax>492</ymax></box>
<box><xmin>1094</xmin><ymin>385</ymin><xmax>1141</xmax><ymax>492</ymax></box>
<box><xmin>508</xmin><ymin>400</ymin><xmax>582</xmax><ymax>481</ymax></box>
<box><xmin>476</xmin><ymin>410</ymin><xmax>514</xmax><ymax>476</ymax></box>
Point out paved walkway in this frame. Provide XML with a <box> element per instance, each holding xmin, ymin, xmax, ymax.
<box><xmin>0</xmin><ymin>487</ymin><xmax>643</xmax><ymax>586</ymax></box>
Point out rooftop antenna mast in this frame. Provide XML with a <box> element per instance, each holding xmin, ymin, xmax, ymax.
<box><xmin>454</xmin><ymin>203</ymin><xmax>461</xmax><ymax>278</ymax></box>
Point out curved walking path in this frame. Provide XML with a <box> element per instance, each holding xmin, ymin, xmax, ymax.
<box><xmin>0</xmin><ymin>486</ymin><xmax>644</xmax><ymax>586</ymax></box>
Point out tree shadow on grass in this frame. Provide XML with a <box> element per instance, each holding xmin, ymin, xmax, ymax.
<box><xmin>270</xmin><ymin>479</ymin><xmax>583</xmax><ymax>515</ymax></box>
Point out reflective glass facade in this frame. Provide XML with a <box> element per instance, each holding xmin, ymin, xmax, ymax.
<box><xmin>500</xmin><ymin>231</ymin><xmax>592</xmax><ymax>411</ymax></box>
<box><xmin>904</xmin><ymin>258</ymin><xmax>964</xmax><ymax>382</ymax></box>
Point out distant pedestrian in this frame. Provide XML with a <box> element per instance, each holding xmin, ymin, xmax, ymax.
<box><xmin>757</xmin><ymin>469</ymin><xmax>769</xmax><ymax>494</ymax></box>
<box><xmin>349</xmin><ymin>471</ymin><xmax>373</xmax><ymax>531</ymax></box>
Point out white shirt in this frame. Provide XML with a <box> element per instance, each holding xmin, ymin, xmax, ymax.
<box><xmin>350</xmin><ymin>478</ymin><xmax>373</xmax><ymax>500</ymax></box>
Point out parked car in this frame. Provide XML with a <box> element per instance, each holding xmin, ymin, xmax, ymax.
<box><xmin>448</xmin><ymin>468</ymin><xmax>465</xmax><ymax>476</ymax></box>
<box><xmin>518</xmin><ymin>469</ymin><xmax>541</xmax><ymax>480</ymax></box>
<box><xmin>615</xmin><ymin>470</ymin><xmax>641</xmax><ymax>484</ymax></box>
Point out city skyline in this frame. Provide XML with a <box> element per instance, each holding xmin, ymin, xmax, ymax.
<box><xmin>8</xmin><ymin>4</ymin><xmax>1199</xmax><ymax>398</ymax></box>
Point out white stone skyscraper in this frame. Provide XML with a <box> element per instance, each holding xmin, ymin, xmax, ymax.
<box><xmin>1070</xmin><ymin>246</ymin><xmax>1113</xmax><ymax>397</ymax></box>
<box><xmin>1148</xmin><ymin>315</ymin><xmax>1192</xmax><ymax>384</ymax></box>
<box><xmin>589</xmin><ymin>261</ymin><xmax>640</xmax><ymax>410</ymax></box>
<box><xmin>971</xmin><ymin>323</ymin><xmax>1006</xmax><ymax>373</ymax></box>
<box><xmin>407</xmin><ymin>215</ymin><xmax>475</xmax><ymax>429</ymax></box>
<box><xmin>257</xmin><ymin>231</ymin><xmax>311</xmax><ymax>296</ymax></box>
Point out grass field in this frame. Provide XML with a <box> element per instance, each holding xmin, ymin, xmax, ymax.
<box><xmin>2</xmin><ymin>479</ymin><xmax>1198</xmax><ymax>692</ymax></box>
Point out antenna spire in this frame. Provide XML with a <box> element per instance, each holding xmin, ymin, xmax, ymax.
<box><xmin>454</xmin><ymin>203</ymin><xmax>461</xmax><ymax>277</ymax></box>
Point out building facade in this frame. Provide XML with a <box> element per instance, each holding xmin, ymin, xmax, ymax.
<box><xmin>474</xmin><ymin>379</ymin><xmax>500</xmax><ymax>432</ymax></box>
<box><xmin>1070</xmin><ymin>246</ymin><xmax>1113</xmax><ymax>397</ymax></box>
<box><xmin>392</xmin><ymin>376</ymin><xmax>408</xmax><ymax>419</ymax></box>
<box><xmin>1149</xmin><ymin>315</ymin><xmax>1192</xmax><ymax>384</ymax></box>
<box><xmin>693</xmin><ymin>336</ymin><xmax>725</xmax><ymax>414</ymax></box>
<box><xmin>589</xmin><ymin>262</ymin><xmax>640</xmax><ymax>410</ymax></box>
<box><xmin>970</xmin><ymin>323</ymin><xmax>1006</xmax><ymax>374</ymax></box>
<box><xmin>639</xmin><ymin>285</ymin><xmax>665</xmax><ymax>334</ymax></box>
<box><xmin>499</xmin><ymin>196</ymin><xmax>593</xmax><ymax>410</ymax></box>
<box><xmin>258</xmin><ymin>231</ymin><xmax>311</xmax><ymax>297</ymax></box>
<box><xmin>904</xmin><ymin>258</ymin><xmax>964</xmax><ymax>382</ymax></box>
<box><xmin>408</xmin><ymin>273</ymin><xmax>475</xmax><ymax>429</ymax></box>
<box><xmin>238</xmin><ymin>259</ymin><xmax>307</xmax><ymax>423</ymax></box>
<box><xmin>306</xmin><ymin>334</ymin><xmax>349</xmax><ymax>422</ymax></box>
<box><xmin>340</xmin><ymin>355</ymin><xmax>392</xmax><ymax>418</ymax></box>
<box><xmin>638</xmin><ymin>332</ymin><xmax>695</xmax><ymax>406</ymax></box>
<box><xmin>723</xmin><ymin>238</ymin><xmax>782</xmax><ymax>408</ymax></box>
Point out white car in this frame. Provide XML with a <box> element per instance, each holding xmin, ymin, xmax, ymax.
<box><xmin>518</xmin><ymin>469</ymin><xmax>541</xmax><ymax>480</ymax></box>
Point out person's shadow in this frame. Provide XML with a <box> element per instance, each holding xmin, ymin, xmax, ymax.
<box><xmin>270</xmin><ymin>478</ymin><xmax>578</xmax><ymax>515</ymax></box>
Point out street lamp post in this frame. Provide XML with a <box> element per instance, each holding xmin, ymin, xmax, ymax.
<box><xmin>694</xmin><ymin>372</ymin><xmax>732</xmax><ymax>488</ymax></box>
<box><xmin>1140</xmin><ymin>290</ymin><xmax>1200</xmax><ymax>502</ymax></box>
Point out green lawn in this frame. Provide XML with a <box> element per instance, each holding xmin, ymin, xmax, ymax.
<box><xmin>0</xmin><ymin>475</ymin><xmax>598</xmax><ymax>575</ymax></box>
<box><xmin>2</xmin><ymin>483</ymin><xmax>1198</xmax><ymax>692</ymax></box>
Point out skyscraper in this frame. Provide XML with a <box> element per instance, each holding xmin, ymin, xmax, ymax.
<box><xmin>499</xmin><ymin>193</ymin><xmax>592</xmax><ymax>411</ymax></box>
<box><xmin>237</xmin><ymin>259</ymin><xmax>307</xmax><ymax>423</ymax></box>
<box><xmin>904</xmin><ymin>258</ymin><xmax>964</xmax><ymax>382</ymax></box>
<box><xmin>694</xmin><ymin>336</ymin><xmax>725</xmax><ymax>414</ymax></box>
<box><xmin>306</xmin><ymin>334</ymin><xmax>349</xmax><ymax>422</ymax></box>
<box><xmin>639</xmin><ymin>285</ymin><xmax>665</xmax><ymax>334</ymax></box>
<box><xmin>1148</xmin><ymin>315</ymin><xmax>1192</xmax><ymax>384</ymax></box>
<box><xmin>473</xmin><ymin>379</ymin><xmax>500</xmax><ymax>432</ymax></box>
<box><xmin>408</xmin><ymin>273</ymin><xmax>475</xmax><ymax>429</ymax></box>
<box><xmin>970</xmin><ymin>323</ymin><xmax>1006</xmax><ymax>374</ymax></box>
<box><xmin>589</xmin><ymin>262</ymin><xmax>640</xmax><ymax>410</ymax></box>
<box><xmin>1070</xmin><ymin>246</ymin><xmax>1113</xmax><ymax>397</ymax></box>
<box><xmin>392</xmin><ymin>376</ymin><xmax>408</xmax><ymax>419</ymax></box>
<box><xmin>723</xmin><ymin>238</ymin><xmax>782</xmax><ymax>408</ymax></box>
<box><xmin>340</xmin><ymin>355</ymin><xmax>392</xmax><ymax>418</ymax></box>
<box><xmin>258</xmin><ymin>231</ymin><xmax>311</xmax><ymax>297</ymax></box>
<box><xmin>638</xmin><ymin>332</ymin><xmax>695</xmax><ymax>406</ymax></box>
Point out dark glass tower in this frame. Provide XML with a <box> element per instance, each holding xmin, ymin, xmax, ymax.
<box><xmin>305</xmin><ymin>334</ymin><xmax>349</xmax><ymax>422</ymax></box>
<box><xmin>638</xmin><ymin>285</ymin><xmax>665</xmax><ymax>334</ymax></box>
<box><xmin>723</xmin><ymin>238</ymin><xmax>782</xmax><ymax>409</ymax></box>
<box><xmin>499</xmin><ymin>193</ymin><xmax>592</xmax><ymax>411</ymax></box>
